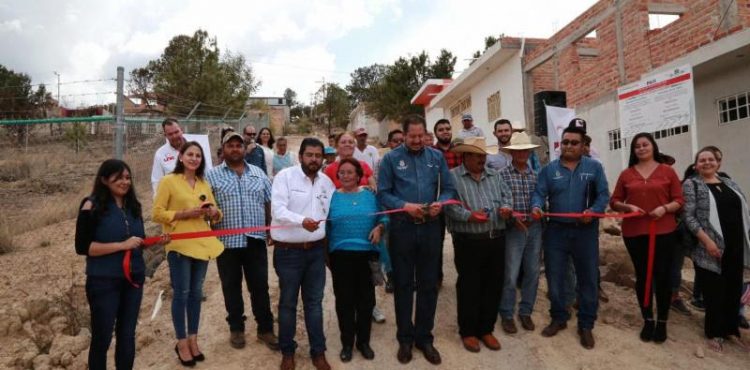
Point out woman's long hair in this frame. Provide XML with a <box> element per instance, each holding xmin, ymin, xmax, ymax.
<box><xmin>628</xmin><ymin>132</ymin><xmax>664</xmax><ymax>167</ymax></box>
<box><xmin>90</xmin><ymin>159</ymin><xmax>142</xmax><ymax>219</ymax></box>
<box><xmin>173</xmin><ymin>141</ymin><xmax>206</xmax><ymax>178</ymax></box>
<box><xmin>258</xmin><ymin>127</ymin><xmax>275</xmax><ymax>149</ymax></box>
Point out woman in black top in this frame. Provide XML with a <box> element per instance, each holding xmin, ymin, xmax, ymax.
<box><xmin>75</xmin><ymin>159</ymin><xmax>167</xmax><ymax>369</ymax></box>
<box><xmin>682</xmin><ymin>148</ymin><xmax>749</xmax><ymax>353</ymax></box>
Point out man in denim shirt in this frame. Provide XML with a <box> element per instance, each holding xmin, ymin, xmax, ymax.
<box><xmin>531</xmin><ymin>126</ymin><xmax>609</xmax><ymax>350</ymax></box>
<box><xmin>377</xmin><ymin>115</ymin><xmax>455</xmax><ymax>365</ymax></box>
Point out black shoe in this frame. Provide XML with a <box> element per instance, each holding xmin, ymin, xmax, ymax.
<box><xmin>174</xmin><ymin>345</ymin><xmax>196</xmax><ymax>367</ymax></box>
<box><xmin>739</xmin><ymin>315</ymin><xmax>750</xmax><ymax>329</ymax></box>
<box><xmin>339</xmin><ymin>346</ymin><xmax>353</xmax><ymax>362</ymax></box>
<box><xmin>671</xmin><ymin>298</ymin><xmax>692</xmax><ymax>316</ymax></box>
<box><xmin>415</xmin><ymin>343</ymin><xmax>441</xmax><ymax>365</ymax></box>
<box><xmin>577</xmin><ymin>328</ymin><xmax>595</xmax><ymax>349</ymax></box>
<box><xmin>356</xmin><ymin>343</ymin><xmax>375</xmax><ymax>360</ymax></box>
<box><xmin>640</xmin><ymin>319</ymin><xmax>654</xmax><ymax>342</ymax></box>
<box><xmin>397</xmin><ymin>343</ymin><xmax>412</xmax><ymax>364</ymax></box>
<box><xmin>653</xmin><ymin>321</ymin><xmax>667</xmax><ymax>344</ymax></box>
<box><xmin>541</xmin><ymin>321</ymin><xmax>567</xmax><ymax>337</ymax></box>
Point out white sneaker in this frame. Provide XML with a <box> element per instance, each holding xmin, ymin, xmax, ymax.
<box><xmin>372</xmin><ymin>307</ymin><xmax>386</xmax><ymax>324</ymax></box>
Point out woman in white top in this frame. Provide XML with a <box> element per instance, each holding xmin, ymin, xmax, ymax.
<box><xmin>257</xmin><ymin>127</ymin><xmax>275</xmax><ymax>180</ymax></box>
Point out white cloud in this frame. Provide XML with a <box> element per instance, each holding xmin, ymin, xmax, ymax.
<box><xmin>0</xmin><ymin>19</ymin><xmax>22</xmax><ymax>33</ymax></box>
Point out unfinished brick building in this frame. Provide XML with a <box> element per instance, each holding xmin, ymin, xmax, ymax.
<box><xmin>523</xmin><ymin>0</ymin><xmax>750</xmax><ymax>188</ymax></box>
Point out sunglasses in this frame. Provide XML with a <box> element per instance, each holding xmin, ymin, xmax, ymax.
<box><xmin>561</xmin><ymin>140</ymin><xmax>581</xmax><ymax>146</ymax></box>
<box><xmin>244</xmin><ymin>132</ymin><xmax>256</xmax><ymax>137</ymax></box>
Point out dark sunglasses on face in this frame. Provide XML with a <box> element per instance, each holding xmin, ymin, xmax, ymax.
<box><xmin>244</xmin><ymin>132</ymin><xmax>256</xmax><ymax>137</ymax></box>
<box><xmin>561</xmin><ymin>140</ymin><xmax>581</xmax><ymax>146</ymax></box>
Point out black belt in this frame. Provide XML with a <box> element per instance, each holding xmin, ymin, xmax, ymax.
<box><xmin>273</xmin><ymin>239</ymin><xmax>324</xmax><ymax>250</ymax></box>
<box><xmin>454</xmin><ymin>229</ymin><xmax>504</xmax><ymax>240</ymax></box>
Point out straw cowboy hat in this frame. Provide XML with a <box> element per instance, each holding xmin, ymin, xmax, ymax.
<box><xmin>450</xmin><ymin>137</ymin><xmax>498</xmax><ymax>155</ymax></box>
<box><xmin>503</xmin><ymin>132</ymin><xmax>540</xmax><ymax>151</ymax></box>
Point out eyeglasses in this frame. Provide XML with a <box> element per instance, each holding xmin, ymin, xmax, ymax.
<box><xmin>244</xmin><ymin>132</ymin><xmax>256</xmax><ymax>137</ymax></box>
<box><xmin>561</xmin><ymin>140</ymin><xmax>581</xmax><ymax>146</ymax></box>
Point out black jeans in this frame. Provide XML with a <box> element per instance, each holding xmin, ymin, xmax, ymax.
<box><xmin>216</xmin><ymin>237</ymin><xmax>274</xmax><ymax>334</ymax></box>
<box><xmin>624</xmin><ymin>232</ymin><xmax>675</xmax><ymax>321</ymax></box>
<box><xmin>453</xmin><ymin>233</ymin><xmax>505</xmax><ymax>338</ymax></box>
<box><xmin>86</xmin><ymin>275</ymin><xmax>143</xmax><ymax>370</ymax></box>
<box><xmin>390</xmin><ymin>219</ymin><xmax>441</xmax><ymax>346</ymax></box>
<box><xmin>330</xmin><ymin>250</ymin><xmax>376</xmax><ymax>347</ymax></box>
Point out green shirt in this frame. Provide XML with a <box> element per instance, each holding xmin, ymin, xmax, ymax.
<box><xmin>445</xmin><ymin>165</ymin><xmax>512</xmax><ymax>234</ymax></box>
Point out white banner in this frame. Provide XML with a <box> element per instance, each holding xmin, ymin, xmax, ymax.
<box><xmin>545</xmin><ymin>105</ymin><xmax>576</xmax><ymax>161</ymax></box>
<box><xmin>617</xmin><ymin>64</ymin><xmax>695</xmax><ymax>138</ymax></box>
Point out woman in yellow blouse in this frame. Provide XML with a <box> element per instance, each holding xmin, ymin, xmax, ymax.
<box><xmin>153</xmin><ymin>141</ymin><xmax>224</xmax><ymax>366</ymax></box>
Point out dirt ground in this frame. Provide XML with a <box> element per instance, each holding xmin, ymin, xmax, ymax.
<box><xmin>0</xmin><ymin>135</ymin><xmax>748</xmax><ymax>369</ymax></box>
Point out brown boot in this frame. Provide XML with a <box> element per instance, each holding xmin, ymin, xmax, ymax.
<box><xmin>311</xmin><ymin>354</ymin><xmax>331</xmax><ymax>370</ymax></box>
<box><xmin>280</xmin><ymin>355</ymin><xmax>295</xmax><ymax>370</ymax></box>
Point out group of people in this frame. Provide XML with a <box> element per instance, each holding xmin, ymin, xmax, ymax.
<box><xmin>74</xmin><ymin>113</ymin><xmax>748</xmax><ymax>370</ymax></box>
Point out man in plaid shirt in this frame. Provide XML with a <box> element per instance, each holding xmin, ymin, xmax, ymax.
<box><xmin>497</xmin><ymin>132</ymin><xmax>543</xmax><ymax>335</ymax></box>
<box><xmin>206</xmin><ymin>132</ymin><xmax>279</xmax><ymax>351</ymax></box>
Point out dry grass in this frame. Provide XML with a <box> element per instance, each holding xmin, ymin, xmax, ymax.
<box><xmin>0</xmin><ymin>159</ymin><xmax>31</xmax><ymax>181</ymax></box>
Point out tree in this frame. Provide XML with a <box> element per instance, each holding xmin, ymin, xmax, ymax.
<box><xmin>316</xmin><ymin>83</ymin><xmax>352</xmax><ymax>134</ymax></box>
<box><xmin>129</xmin><ymin>29</ymin><xmax>260</xmax><ymax>117</ymax></box>
<box><xmin>283</xmin><ymin>88</ymin><xmax>297</xmax><ymax>107</ymax></box>
<box><xmin>359</xmin><ymin>50</ymin><xmax>457</xmax><ymax>121</ymax></box>
<box><xmin>346</xmin><ymin>64</ymin><xmax>387</xmax><ymax>104</ymax></box>
<box><xmin>0</xmin><ymin>65</ymin><xmax>53</xmax><ymax>144</ymax></box>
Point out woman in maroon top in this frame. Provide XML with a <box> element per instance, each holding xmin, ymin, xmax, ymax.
<box><xmin>324</xmin><ymin>132</ymin><xmax>376</xmax><ymax>189</ymax></box>
<box><xmin>610</xmin><ymin>132</ymin><xmax>684</xmax><ymax>344</ymax></box>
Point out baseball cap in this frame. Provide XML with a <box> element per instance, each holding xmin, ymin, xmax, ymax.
<box><xmin>222</xmin><ymin>132</ymin><xmax>244</xmax><ymax>145</ymax></box>
<box><xmin>354</xmin><ymin>127</ymin><xmax>368</xmax><ymax>136</ymax></box>
<box><xmin>461</xmin><ymin>113</ymin><xmax>473</xmax><ymax>121</ymax></box>
<box><xmin>568</xmin><ymin>118</ymin><xmax>587</xmax><ymax>132</ymax></box>
<box><xmin>324</xmin><ymin>146</ymin><xmax>337</xmax><ymax>155</ymax></box>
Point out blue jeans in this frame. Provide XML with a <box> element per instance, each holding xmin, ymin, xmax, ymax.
<box><xmin>499</xmin><ymin>222</ymin><xmax>542</xmax><ymax>318</ymax></box>
<box><xmin>86</xmin><ymin>275</ymin><xmax>143</xmax><ymax>370</ymax></box>
<box><xmin>544</xmin><ymin>222</ymin><xmax>599</xmax><ymax>330</ymax></box>
<box><xmin>167</xmin><ymin>251</ymin><xmax>208</xmax><ymax>339</ymax></box>
<box><xmin>390</xmin><ymin>219</ymin><xmax>441</xmax><ymax>345</ymax></box>
<box><xmin>273</xmin><ymin>244</ymin><xmax>327</xmax><ymax>356</ymax></box>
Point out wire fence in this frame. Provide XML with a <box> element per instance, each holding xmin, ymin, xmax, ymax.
<box><xmin>0</xmin><ymin>114</ymin><xmax>270</xmax><ymax>252</ymax></box>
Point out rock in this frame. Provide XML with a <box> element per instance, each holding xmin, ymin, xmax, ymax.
<box><xmin>603</xmin><ymin>224</ymin><xmax>621</xmax><ymax>236</ymax></box>
<box><xmin>695</xmin><ymin>346</ymin><xmax>705</xmax><ymax>358</ymax></box>
<box><xmin>17</xmin><ymin>306</ymin><xmax>30</xmax><ymax>322</ymax></box>
<box><xmin>49</xmin><ymin>316</ymin><xmax>68</xmax><ymax>334</ymax></box>
<box><xmin>48</xmin><ymin>331</ymin><xmax>90</xmax><ymax>359</ymax></box>
<box><xmin>32</xmin><ymin>354</ymin><xmax>51</xmax><ymax>370</ymax></box>
<box><xmin>27</xmin><ymin>299</ymin><xmax>50</xmax><ymax>320</ymax></box>
<box><xmin>603</xmin><ymin>315</ymin><xmax>616</xmax><ymax>324</ymax></box>
<box><xmin>59</xmin><ymin>352</ymin><xmax>73</xmax><ymax>367</ymax></box>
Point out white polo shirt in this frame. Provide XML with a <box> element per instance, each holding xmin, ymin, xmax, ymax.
<box><xmin>353</xmin><ymin>145</ymin><xmax>380</xmax><ymax>174</ymax></box>
<box><xmin>151</xmin><ymin>142</ymin><xmax>180</xmax><ymax>195</ymax></box>
<box><xmin>270</xmin><ymin>165</ymin><xmax>335</xmax><ymax>243</ymax></box>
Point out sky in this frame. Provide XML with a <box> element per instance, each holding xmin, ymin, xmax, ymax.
<box><xmin>0</xmin><ymin>0</ymin><xmax>597</xmax><ymax>111</ymax></box>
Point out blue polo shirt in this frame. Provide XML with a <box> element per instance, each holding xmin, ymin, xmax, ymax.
<box><xmin>377</xmin><ymin>145</ymin><xmax>456</xmax><ymax>210</ymax></box>
<box><xmin>531</xmin><ymin>156</ymin><xmax>609</xmax><ymax>223</ymax></box>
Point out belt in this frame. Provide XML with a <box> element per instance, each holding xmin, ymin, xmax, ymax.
<box><xmin>392</xmin><ymin>213</ymin><xmax>437</xmax><ymax>225</ymax></box>
<box><xmin>273</xmin><ymin>239</ymin><xmax>324</xmax><ymax>250</ymax></box>
<box><xmin>454</xmin><ymin>229</ymin><xmax>504</xmax><ymax>240</ymax></box>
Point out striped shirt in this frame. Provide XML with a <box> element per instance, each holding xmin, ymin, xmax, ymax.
<box><xmin>499</xmin><ymin>163</ymin><xmax>537</xmax><ymax>222</ymax></box>
<box><xmin>445</xmin><ymin>165</ymin><xmax>512</xmax><ymax>234</ymax></box>
<box><xmin>206</xmin><ymin>161</ymin><xmax>271</xmax><ymax>247</ymax></box>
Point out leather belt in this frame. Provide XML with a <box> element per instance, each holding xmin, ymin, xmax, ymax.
<box><xmin>454</xmin><ymin>229</ymin><xmax>504</xmax><ymax>241</ymax></box>
<box><xmin>273</xmin><ymin>239</ymin><xmax>324</xmax><ymax>250</ymax></box>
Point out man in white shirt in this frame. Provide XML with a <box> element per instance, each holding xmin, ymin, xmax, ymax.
<box><xmin>271</xmin><ymin>137</ymin><xmax>335</xmax><ymax>370</ymax></box>
<box><xmin>457</xmin><ymin>113</ymin><xmax>485</xmax><ymax>139</ymax></box>
<box><xmin>151</xmin><ymin>118</ymin><xmax>186</xmax><ymax>194</ymax></box>
<box><xmin>486</xmin><ymin>119</ymin><xmax>513</xmax><ymax>170</ymax></box>
<box><xmin>353</xmin><ymin>127</ymin><xmax>380</xmax><ymax>175</ymax></box>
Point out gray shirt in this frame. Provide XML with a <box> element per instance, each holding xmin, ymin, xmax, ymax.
<box><xmin>445</xmin><ymin>165</ymin><xmax>512</xmax><ymax>234</ymax></box>
<box><xmin>457</xmin><ymin>125</ymin><xmax>485</xmax><ymax>139</ymax></box>
<box><xmin>486</xmin><ymin>151</ymin><xmax>512</xmax><ymax>171</ymax></box>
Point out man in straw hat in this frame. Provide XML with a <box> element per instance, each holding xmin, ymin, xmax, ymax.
<box><xmin>531</xmin><ymin>125</ymin><xmax>609</xmax><ymax>350</ymax></box>
<box><xmin>444</xmin><ymin>136</ymin><xmax>513</xmax><ymax>353</ymax></box>
<box><xmin>497</xmin><ymin>132</ymin><xmax>543</xmax><ymax>335</ymax></box>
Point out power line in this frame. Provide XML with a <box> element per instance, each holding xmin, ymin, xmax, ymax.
<box><xmin>0</xmin><ymin>78</ymin><xmax>116</xmax><ymax>91</ymax></box>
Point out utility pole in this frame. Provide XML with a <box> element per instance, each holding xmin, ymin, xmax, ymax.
<box><xmin>114</xmin><ymin>66</ymin><xmax>125</xmax><ymax>159</ymax></box>
<box><xmin>53</xmin><ymin>71</ymin><xmax>60</xmax><ymax>104</ymax></box>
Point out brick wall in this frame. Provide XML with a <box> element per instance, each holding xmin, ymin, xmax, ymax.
<box><xmin>524</xmin><ymin>0</ymin><xmax>750</xmax><ymax>109</ymax></box>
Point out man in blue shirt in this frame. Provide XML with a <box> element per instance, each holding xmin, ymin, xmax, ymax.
<box><xmin>377</xmin><ymin>115</ymin><xmax>456</xmax><ymax>366</ymax></box>
<box><xmin>206</xmin><ymin>132</ymin><xmax>278</xmax><ymax>351</ymax></box>
<box><xmin>242</xmin><ymin>125</ymin><xmax>267</xmax><ymax>174</ymax></box>
<box><xmin>531</xmin><ymin>126</ymin><xmax>609</xmax><ymax>350</ymax></box>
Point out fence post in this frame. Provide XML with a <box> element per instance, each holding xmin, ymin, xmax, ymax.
<box><xmin>114</xmin><ymin>66</ymin><xmax>125</xmax><ymax>159</ymax></box>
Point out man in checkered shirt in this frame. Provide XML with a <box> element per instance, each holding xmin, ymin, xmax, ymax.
<box><xmin>206</xmin><ymin>132</ymin><xmax>279</xmax><ymax>351</ymax></box>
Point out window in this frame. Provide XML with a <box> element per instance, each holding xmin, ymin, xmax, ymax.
<box><xmin>718</xmin><ymin>92</ymin><xmax>750</xmax><ymax>124</ymax></box>
<box><xmin>278</xmin><ymin>98</ymin><xmax>284</xmax><ymax>105</ymax></box>
<box><xmin>648</xmin><ymin>14</ymin><xmax>680</xmax><ymax>30</ymax></box>
<box><xmin>486</xmin><ymin>91</ymin><xmax>501</xmax><ymax>122</ymax></box>
<box><xmin>653</xmin><ymin>125</ymin><xmax>689</xmax><ymax>139</ymax></box>
<box><xmin>608</xmin><ymin>129</ymin><xmax>625</xmax><ymax>151</ymax></box>
<box><xmin>449</xmin><ymin>96</ymin><xmax>472</xmax><ymax>119</ymax></box>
